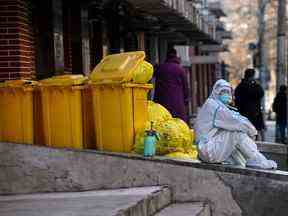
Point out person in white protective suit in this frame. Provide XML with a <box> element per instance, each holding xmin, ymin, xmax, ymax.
<box><xmin>195</xmin><ymin>79</ymin><xmax>277</xmax><ymax>169</ymax></box>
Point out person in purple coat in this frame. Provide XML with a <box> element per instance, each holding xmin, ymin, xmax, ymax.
<box><xmin>154</xmin><ymin>48</ymin><xmax>189</xmax><ymax>123</ymax></box>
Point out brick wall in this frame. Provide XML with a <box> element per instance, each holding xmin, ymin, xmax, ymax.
<box><xmin>0</xmin><ymin>0</ymin><xmax>35</xmax><ymax>81</ymax></box>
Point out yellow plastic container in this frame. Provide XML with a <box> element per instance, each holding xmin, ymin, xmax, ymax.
<box><xmin>38</xmin><ymin>75</ymin><xmax>95</xmax><ymax>149</ymax></box>
<box><xmin>90</xmin><ymin>51</ymin><xmax>153</xmax><ymax>83</ymax></box>
<box><xmin>90</xmin><ymin>82</ymin><xmax>152</xmax><ymax>153</ymax></box>
<box><xmin>0</xmin><ymin>80</ymin><xmax>36</xmax><ymax>144</ymax></box>
<box><xmin>40</xmin><ymin>74</ymin><xmax>88</xmax><ymax>86</ymax></box>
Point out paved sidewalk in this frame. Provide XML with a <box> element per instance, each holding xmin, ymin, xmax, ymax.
<box><xmin>265</xmin><ymin>121</ymin><xmax>276</xmax><ymax>143</ymax></box>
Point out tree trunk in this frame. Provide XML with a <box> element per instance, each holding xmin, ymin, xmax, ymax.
<box><xmin>257</xmin><ymin>0</ymin><xmax>270</xmax><ymax>90</ymax></box>
<box><xmin>276</xmin><ymin>0</ymin><xmax>287</xmax><ymax>90</ymax></box>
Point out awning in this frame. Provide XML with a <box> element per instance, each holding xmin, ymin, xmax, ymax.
<box><xmin>126</xmin><ymin>0</ymin><xmax>217</xmax><ymax>44</ymax></box>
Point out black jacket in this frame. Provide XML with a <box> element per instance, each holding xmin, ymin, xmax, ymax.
<box><xmin>273</xmin><ymin>91</ymin><xmax>287</xmax><ymax>124</ymax></box>
<box><xmin>235</xmin><ymin>78</ymin><xmax>265</xmax><ymax>130</ymax></box>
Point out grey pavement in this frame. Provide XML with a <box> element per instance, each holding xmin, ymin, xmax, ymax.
<box><xmin>0</xmin><ymin>187</ymin><xmax>166</xmax><ymax>216</ymax></box>
<box><xmin>265</xmin><ymin>121</ymin><xmax>276</xmax><ymax>143</ymax></box>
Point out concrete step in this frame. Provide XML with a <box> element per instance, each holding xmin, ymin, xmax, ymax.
<box><xmin>0</xmin><ymin>186</ymin><xmax>171</xmax><ymax>216</ymax></box>
<box><xmin>155</xmin><ymin>203</ymin><xmax>210</xmax><ymax>216</ymax></box>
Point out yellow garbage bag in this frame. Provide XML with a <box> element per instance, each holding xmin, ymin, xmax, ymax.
<box><xmin>134</xmin><ymin>101</ymin><xmax>198</xmax><ymax>157</ymax></box>
<box><xmin>155</xmin><ymin>118</ymin><xmax>192</xmax><ymax>154</ymax></box>
<box><xmin>148</xmin><ymin>101</ymin><xmax>172</xmax><ymax>123</ymax></box>
<box><xmin>186</xmin><ymin>148</ymin><xmax>198</xmax><ymax>160</ymax></box>
<box><xmin>165</xmin><ymin>151</ymin><xmax>198</xmax><ymax>160</ymax></box>
<box><xmin>134</xmin><ymin>118</ymin><xmax>196</xmax><ymax>156</ymax></box>
<box><xmin>133</xmin><ymin>61</ymin><xmax>154</xmax><ymax>84</ymax></box>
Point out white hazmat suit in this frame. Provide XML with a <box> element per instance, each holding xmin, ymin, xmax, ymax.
<box><xmin>195</xmin><ymin>79</ymin><xmax>277</xmax><ymax>169</ymax></box>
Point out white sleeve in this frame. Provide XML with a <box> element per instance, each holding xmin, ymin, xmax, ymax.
<box><xmin>213</xmin><ymin>106</ymin><xmax>257</xmax><ymax>137</ymax></box>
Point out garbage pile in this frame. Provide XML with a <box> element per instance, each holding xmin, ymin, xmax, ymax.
<box><xmin>135</xmin><ymin>101</ymin><xmax>198</xmax><ymax>160</ymax></box>
<box><xmin>0</xmin><ymin>51</ymin><xmax>198</xmax><ymax>161</ymax></box>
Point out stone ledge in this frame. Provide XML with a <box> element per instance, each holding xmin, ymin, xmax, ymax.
<box><xmin>256</xmin><ymin>141</ymin><xmax>288</xmax><ymax>155</ymax></box>
<box><xmin>77</xmin><ymin>149</ymin><xmax>288</xmax><ymax>182</ymax></box>
<box><xmin>1</xmin><ymin>142</ymin><xmax>288</xmax><ymax>215</ymax></box>
<box><xmin>1</xmin><ymin>142</ymin><xmax>288</xmax><ymax>182</ymax></box>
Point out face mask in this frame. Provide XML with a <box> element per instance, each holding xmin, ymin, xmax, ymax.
<box><xmin>219</xmin><ymin>94</ymin><xmax>232</xmax><ymax>105</ymax></box>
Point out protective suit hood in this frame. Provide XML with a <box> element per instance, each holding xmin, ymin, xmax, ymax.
<box><xmin>211</xmin><ymin>79</ymin><xmax>232</xmax><ymax>103</ymax></box>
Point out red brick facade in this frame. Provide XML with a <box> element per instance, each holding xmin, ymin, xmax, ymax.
<box><xmin>0</xmin><ymin>0</ymin><xmax>35</xmax><ymax>81</ymax></box>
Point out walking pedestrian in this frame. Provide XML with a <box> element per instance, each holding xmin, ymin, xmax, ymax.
<box><xmin>154</xmin><ymin>48</ymin><xmax>189</xmax><ymax>123</ymax></box>
<box><xmin>234</xmin><ymin>68</ymin><xmax>265</xmax><ymax>140</ymax></box>
<box><xmin>272</xmin><ymin>85</ymin><xmax>287</xmax><ymax>143</ymax></box>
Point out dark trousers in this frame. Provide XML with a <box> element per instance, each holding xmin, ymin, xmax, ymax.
<box><xmin>276</xmin><ymin>123</ymin><xmax>287</xmax><ymax>143</ymax></box>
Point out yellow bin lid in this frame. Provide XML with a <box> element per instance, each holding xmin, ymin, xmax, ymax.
<box><xmin>90</xmin><ymin>51</ymin><xmax>145</xmax><ymax>83</ymax></box>
<box><xmin>40</xmin><ymin>74</ymin><xmax>88</xmax><ymax>86</ymax></box>
<box><xmin>90</xmin><ymin>81</ymin><xmax>153</xmax><ymax>89</ymax></box>
<box><xmin>0</xmin><ymin>79</ymin><xmax>38</xmax><ymax>88</ymax></box>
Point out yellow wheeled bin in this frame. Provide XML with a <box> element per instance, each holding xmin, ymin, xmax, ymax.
<box><xmin>38</xmin><ymin>75</ymin><xmax>95</xmax><ymax>149</ymax></box>
<box><xmin>89</xmin><ymin>51</ymin><xmax>154</xmax><ymax>153</ymax></box>
<box><xmin>90</xmin><ymin>82</ymin><xmax>152</xmax><ymax>153</ymax></box>
<box><xmin>0</xmin><ymin>80</ymin><xmax>37</xmax><ymax>144</ymax></box>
